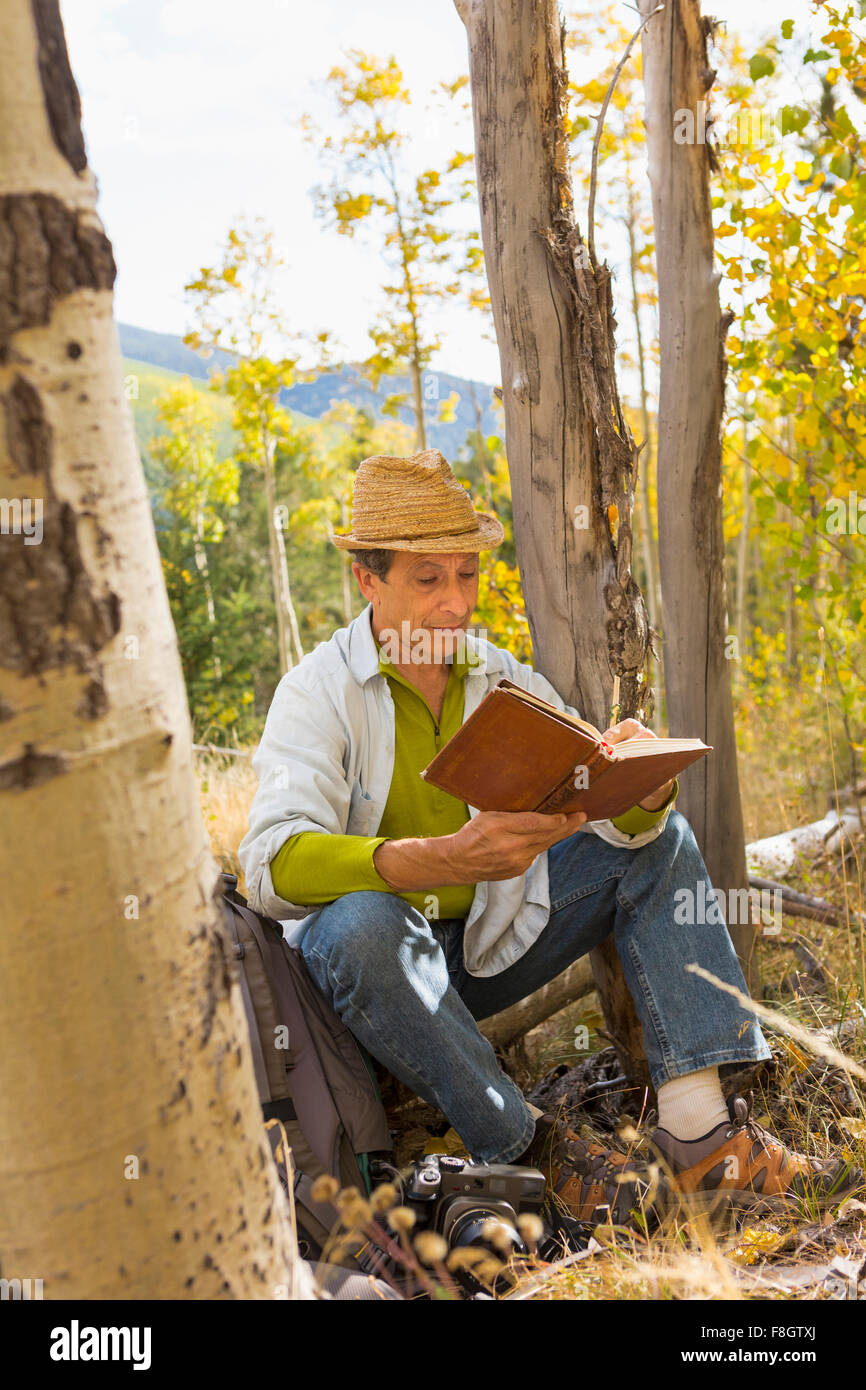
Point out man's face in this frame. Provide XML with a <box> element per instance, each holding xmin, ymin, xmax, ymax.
<box><xmin>353</xmin><ymin>551</ymin><xmax>480</xmax><ymax>661</ymax></box>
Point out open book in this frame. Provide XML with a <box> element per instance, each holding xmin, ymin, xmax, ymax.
<box><xmin>421</xmin><ymin>678</ymin><xmax>711</xmax><ymax>822</ymax></box>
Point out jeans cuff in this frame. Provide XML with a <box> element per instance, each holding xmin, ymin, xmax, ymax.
<box><xmin>480</xmin><ymin>1107</ymin><xmax>537</xmax><ymax>1165</ymax></box>
<box><xmin>650</xmin><ymin>1042</ymin><xmax>774</xmax><ymax>1093</ymax></box>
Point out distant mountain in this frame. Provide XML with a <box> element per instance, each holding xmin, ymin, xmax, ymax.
<box><xmin>116</xmin><ymin>322</ymin><xmax>502</xmax><ymax>459</ymax></box>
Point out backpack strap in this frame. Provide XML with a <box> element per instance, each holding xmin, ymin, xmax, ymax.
<box><xmin>221</xmin><ymin>896</ymin><xmax>273</xmax><ymax>1102</ymax></box>
<box><xmin>243</xmin><ymin>910</ymin><xmax>344</xmax><ymax>1174</ymax></box>
<box><xmin>237</xmin><ymin>952</ymin><xmax>272</xmax><ymax>1101</ymax></box>
<box><xmin>218</xmin><ymin>875</ymin><xmax>392</xmax><ymax>1175</ymax></box>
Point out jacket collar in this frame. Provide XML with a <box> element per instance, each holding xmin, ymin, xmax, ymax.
<box><xmin>344</xmin><ymin>604</ymin><xmax>503</xmax><ymax>686</ymax></box>
<box><xmin>345</xmin><ymin>605</ymin><xmax>382</xmax><ymax>685</ymax></box>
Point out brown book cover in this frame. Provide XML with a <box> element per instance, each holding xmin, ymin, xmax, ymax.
<box><xmin>421</xmin><ymin>678</ymin><xmax>711</xmax><ymax>821</ymax></box>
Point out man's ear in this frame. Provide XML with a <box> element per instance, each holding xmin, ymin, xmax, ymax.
<box><xmin>352</xmin><ymin>561</ymin><xmax>377</xmax><ymax>605</ymax></box>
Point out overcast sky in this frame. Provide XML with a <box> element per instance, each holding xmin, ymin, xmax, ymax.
<box><xmin>62</xmin><ymin>0</ymin><xmax>806</xmax><ymax>384</ymax></box>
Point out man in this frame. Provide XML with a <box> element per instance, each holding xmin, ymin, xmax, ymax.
<box><xmin>240</xmin><ymin>449</ymin><xmax>860</xmax><ymax>1224</ymax></box>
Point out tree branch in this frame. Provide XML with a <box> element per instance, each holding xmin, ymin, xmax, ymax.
<box><xmin>587</xmin><ymin>4</ymin><xmax>665</xmax><ymax>267</ymax></box>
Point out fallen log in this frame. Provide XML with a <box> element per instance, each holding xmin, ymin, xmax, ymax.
<box><xmin>749</xmin><ymin>875</ymin><xmax>863</xmax><ymax>928</ymax></box>
<box><xmin>478</xmin><ymin>957</ymin><xmax>595</xmax><ymax>1050</ymax></box>
<box><xmin>746</xmin><ymin>808</ymin><xmax>862</xmax><ymax>879</ymax></box>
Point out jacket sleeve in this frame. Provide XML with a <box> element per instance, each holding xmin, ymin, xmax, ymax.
<box><xmin>270</xmin><ymin>830</ymin><xmax>391</xmax><ymax>906</ymax></box>
<box><xmin>238</xmin><ymin>669</ymin><xmax>363</xmax><ymax>919</ymax></box>
<box><xmin>490</xmin><ymin>649</ymin><xmax>679</xmax><ymax>850</ymax></box>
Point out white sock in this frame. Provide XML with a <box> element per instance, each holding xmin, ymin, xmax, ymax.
<box><xmin>656</xmin><ymin>1067</ymin><xmax>728</xmax><ymax>1140</ymax></box>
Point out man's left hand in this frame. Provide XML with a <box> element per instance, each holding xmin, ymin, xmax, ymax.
<box><xmin>601</xmin><ymin>719</ymin><xmax>675</xmax><ymax>811</ymax></box>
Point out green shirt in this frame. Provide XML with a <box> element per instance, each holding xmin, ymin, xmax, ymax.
<box><xmin>270</xmin><ymin>648</ymin><xmax>677</xmax><ymax>919</ymax></box>
<box><xmin>271</xmin><ymin>646</ymin><xmax>476</xmax><ymax>919</ymax></box>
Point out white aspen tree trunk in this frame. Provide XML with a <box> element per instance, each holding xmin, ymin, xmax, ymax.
<box><xmin>336</xmin><ymin>501</ymin><xmax>354</xmax><ymax>627</ymax></box>
<box><xmin>263</xmin><ymin>429</ymin><xmax>304</xmax><ymax>672</ymax></box>
<box><xmin>735</xmin><ymin>419</ymin><xmax>750</xmax><ymax>656</ymax></box>
<box><xmin>193</xmin><ymin>508</ymin><xmax>222</xmax><ymax>681</ymax></box>
<box><xmin>409</xmin><ymin>353</ymin><xmax>428</xmax><ymax>453</ymax></box>
<box><xmin>638</xmin><ymin>0</ymin><xmax>756</xmax><ymax>980</ymax></box>
<box><xmin>624</xmin><ymin>183</ymin><xmax>662</xmax><ymax>647</ymax></box>
<box><xmin>0</xmin><ymin>0</ymin><xmax>314</xmax><ymax>1299</ymax></box>
<box><xmin>457</xmin><ymin>0</ymin><xmax>654</xmax><ymax>1091</ymax></box>
<box><xmin>279</xmin><ymin>536</ymin><xmax>305</xmax><ymax>667</ymax></box>
<box><xmin>263</xmin><ymin>437</ymin><xmax>292</xmax><ymax>674</ymax></box>
<box><xmin>734</xmin><ymin>232</ymin><xmax>751</xmax><ymax>661</ymax></box>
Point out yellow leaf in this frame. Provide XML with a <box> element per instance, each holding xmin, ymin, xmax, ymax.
<box><xmin>779</xmin><ymin>1037</ymin><xmax>809</xmax><ymax>1069</ymax></box>
<box><xmin>729</xmin><ymin>1225</ymin><xmax>790</xmax><ymax>1266</ymax></box>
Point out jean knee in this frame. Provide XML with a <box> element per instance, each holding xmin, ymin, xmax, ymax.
<box><xmin>665</xmin><ymin>806</ymin><xmax>687</xmax><ymax>835</ymax></box>
<box><xmin>301</xmin><ymin>890</ymin><xmax>410</xmax><ymax>976</ymax></box>
<box><xmin>654</xmin><ymin>807</ymin><xmax>696</xmax><ymax>856</ymax></box>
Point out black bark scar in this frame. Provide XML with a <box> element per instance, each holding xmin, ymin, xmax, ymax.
<box><xmin>31</xmin><ymin>0</ymin><xmax>88</xmax><ymax>175</ymax></box>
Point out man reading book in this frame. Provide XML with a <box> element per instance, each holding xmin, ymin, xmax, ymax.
<box><xmin>240</xmin><ymin>449</ymin><xmax>860</xmax><ymax>1224</ymax></box>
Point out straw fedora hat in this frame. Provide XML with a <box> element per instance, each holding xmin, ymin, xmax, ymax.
<box><xmin>331</xmin><ymin>449</ymin><xmax>505</xmax><ymax>553</ymax></box>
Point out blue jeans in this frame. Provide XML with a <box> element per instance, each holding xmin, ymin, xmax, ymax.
<box><xmin>300</xmin><ymin>811</ymin><xmax>771</xmax><ymax>1163</ymax></box>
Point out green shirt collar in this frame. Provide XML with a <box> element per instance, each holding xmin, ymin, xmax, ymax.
<box><xmin>375</xmin><ymin>634</ymin><xmax>475</xmax><ymax>679</ymax></box>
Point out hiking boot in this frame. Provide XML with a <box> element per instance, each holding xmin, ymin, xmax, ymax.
<box><xmin>650</xmin><ymin>1091</ymin><xmax>864</xmax><ymax>1218</ymax></box>
<box><xmin>516</xmin><ymin>1113</ymin><xmax>664</xmax><ymax>1229</ymax></box>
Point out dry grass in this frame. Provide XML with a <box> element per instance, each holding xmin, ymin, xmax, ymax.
<box><xmin>198</xmin><ymin>741</ymin><xmax>866</xmax><ymax>1300</ymax></box>
<box><xmin>508</xmin><ymin>844</ymin><xmax>866</xmax><ymax>1299</ymax></box>
<box><xmin>196</xmin><ymin>750</ymin><xmax>257</xmax><ymax>892</ymax></box>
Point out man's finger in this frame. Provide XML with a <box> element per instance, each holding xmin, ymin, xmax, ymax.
<box><xmin>509</xmin><ymin>811</ymin><xmax>588</xmax><ymax>846</ymax></box>
<box><xmin>497</xmin><ymin>810</ymin><xmax>573</xmax><ymax>833</ymax></box>
<box><xmin>545</xmin><ymin>811</ymin><xmax>588</xmax><ymax>841</ymax></box>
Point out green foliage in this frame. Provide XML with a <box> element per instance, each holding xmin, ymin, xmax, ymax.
<box><xmin>714</xmin><ymin>2</ymin><xmax>866</xmax><ymax>784</ymax></box>
<box><xmin>129</xmin><ymin>2</ymin><xmax>866</xmax><ymax>832</ymax></box>
<box><xmin>149</xmin><ymin>379</ymin><xmax>239</xmax><ymax>543</ymax></box>
<box><xmin>304</xmin><ymin>49</ymin><xmax>488</xmax><ymax>432</ymax></box>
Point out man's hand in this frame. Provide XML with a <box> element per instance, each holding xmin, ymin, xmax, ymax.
<box><xmin>373</xmin><ymin>809</ymin><xmax>587</xmax><ymax>891</ymax></box>
<box><xmin>443</xmin><ymin>809</ymin><xmax>588</xmax><ymax>882</ymax></box>
<box><xmin>601</xmin><ymin>718</ymin><xmax>675</xmax><ymax>811</ymax></box>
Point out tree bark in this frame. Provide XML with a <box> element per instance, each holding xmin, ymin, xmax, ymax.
<box><xmin>457</xmin><ymin>0</ymin><xmax>654</xmax><ymax>1092</ymax></box>
<box><xmin>0</xmin><ymin>0</ymin><xmax>313</xmax><ymax>1299</ymax></box>
<box><xmin>638</xmin><ymin>0</ymin><xmax>756</xmax><ymax>983</ymax></box>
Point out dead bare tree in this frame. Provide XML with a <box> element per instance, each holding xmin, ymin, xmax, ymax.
<box><xmin>456</xmin><ymin>0</ymin><xmax>657</xmax><ymax>1092</ymax></box>
<box><xmin>637</xmin><ymin>0</ymin><xmax>757</xmax><ymax>983</ymax></box>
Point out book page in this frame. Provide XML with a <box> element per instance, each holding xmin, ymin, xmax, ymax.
<box><xmin>614</xmin><ymin>736</ymin><xmax>710</xmax><ymax>757</ymax></box>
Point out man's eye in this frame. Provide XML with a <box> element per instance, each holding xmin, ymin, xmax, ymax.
<box><xmin>461</xmin><ymin>571</ymin><xmax>478</xmax><ymax>580</ymax></box>
<box><xmin>418</xmin><ymin>576</ymin><xmax>437</xmax><ymax>585</ymax></box>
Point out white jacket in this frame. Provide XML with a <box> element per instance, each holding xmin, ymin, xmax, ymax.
<box><xmin>238</xmin><ymin>605</ymin><xmax>675</xmax><ymax>977</ymax></box>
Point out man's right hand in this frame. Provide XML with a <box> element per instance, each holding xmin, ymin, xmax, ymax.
<box><xmin>373</xmin><ymin>809</ymin><xmax>587</xmax><ymax>891</ymax></box>
<box><xmin>443</xmin><ymin>809</ymin><xmax>588</xmax><ymax>882</ymax></box>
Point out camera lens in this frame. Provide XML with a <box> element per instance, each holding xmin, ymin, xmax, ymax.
<box><xmin>449</xmin><ymin>1209</ymin><xmax>526</xmax><ymax>1258</ymax></box>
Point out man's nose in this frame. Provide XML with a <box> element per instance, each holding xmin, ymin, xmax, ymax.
<box><xmin>439</xmin><ymin>576</ymin><xmax>469</xmax><ymax>615</ymax></box>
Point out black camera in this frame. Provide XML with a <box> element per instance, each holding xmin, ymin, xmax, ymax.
<box><xmin>389</xmin><ymin>1152</ymin><xmax>589</xmax><ymax>1296</ymax></box>
<box><xmin>406</xmin><ymin>1153</ymin><xmax>544</xmax><ymax>1249</ymax></box>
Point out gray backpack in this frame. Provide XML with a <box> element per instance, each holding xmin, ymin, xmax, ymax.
<box><xmin>219</xmin><ymin>874</ymin><xmax>394</xmax><ymax>1261</ymax></box>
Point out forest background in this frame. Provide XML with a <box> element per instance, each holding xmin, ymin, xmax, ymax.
<box><xmin>77</xmin><ymin>0</ymin><xmax>866</xmax><ymax>862</ymax></box>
